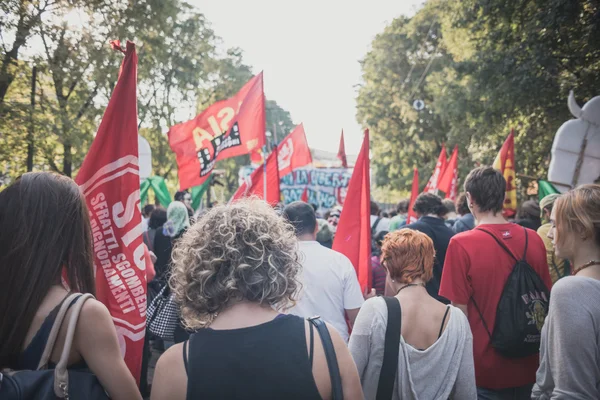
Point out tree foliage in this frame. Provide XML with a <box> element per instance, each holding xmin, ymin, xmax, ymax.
<box><xmin>357</xmin><ymin>0</ymin><xmax>600</xmax><ymax>197</ymax></box>
<box><xmin>0</xmin><ymin>0</ymin><xmax>295</xmax><ymax>196</ymax></box>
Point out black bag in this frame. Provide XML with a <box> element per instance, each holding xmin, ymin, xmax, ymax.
<box><xmin>472</xmin><ymin>228</ymin><xmax>550</xmax><ymax>358</ymax></box>
<box><xmin>377</xmin><ymin>297</ymin><xmax>401</xmax><ymax>400</ymax></box>
<box><xmin>0</xmin><ymin>293</ymin><xmax>109</xmax><ymax>399</ymax></box>
<box><xmin>308</xmin><ymin>317</ymin><xmax>343</xmax><ymax>400</ymax></box>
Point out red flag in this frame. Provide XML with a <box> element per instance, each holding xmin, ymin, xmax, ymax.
<box><xmin>169</xmin><ymin>73</ymin><xmax>266</xmax><ymax>190</ymax></box>
<box><xmin>231</xmin><ymin>148</ymin><xmax>280</xmax><ymax>205</ymax></box>
<box><xmin>332</xmin><ymin>130</ymin><xmax>371</xmax><ymax>292</ymax></box>
<box><xmin>407</xmin><ymin>168</ymin><xmax>420</xmax><ymax>224</ymax></box>
<box><xmin>277</xmin><ymin>123</ymin><xmax>312</xmax><ymax>177</ymax></box>
<box><xmin>337</xmin><ymin>130</ymin><xmax>348</xmax><ymax>168</ymax></box>
<box><xmin>493</xmin><ymin>130</ymin><xmax>517</xmax><ymax>217</ymax></box>
<box><xmin>301</xmin><ymin>186</ymin><xmax>309</xmax><ymax>203</ymax></box>
<box><xmin>75</xmin><ymin>41</ymin><xmax>145</xmax><ymax>382</ymax></box>
<box><xmin>423</xmin><ymin>144</ymin><xmax>447</xmax><ymax>193</ymax></box>
<box><xmin>438</xmin><ymin>145</ymin><xmax>459</xmax><ymax>200</ymax></box>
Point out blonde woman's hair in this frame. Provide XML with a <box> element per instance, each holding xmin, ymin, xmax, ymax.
<box><xmin>554</xmin><ymin>184</ymin><xmax>600</xmax><ymax>250</ymax></box>
<box><xmin>169</xmin><ymin>199</ymin><xmax>301</xmax><ymax>329</ymax></box>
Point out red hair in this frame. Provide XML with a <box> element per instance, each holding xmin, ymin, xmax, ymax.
<box><xmin>381</xmin><ymin>229</ymin><xmax>435</xmax><ymax>284</ymax></box>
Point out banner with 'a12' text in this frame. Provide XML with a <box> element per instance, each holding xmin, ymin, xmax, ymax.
<box><xmin>169</xmin><ymin>73</ymin><xmax>266</xmax><ymax>190</ymax></box>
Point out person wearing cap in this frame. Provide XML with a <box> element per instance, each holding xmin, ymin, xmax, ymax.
<box><xmin>537</xmin><ymin>194</ymin><xmax>570</xmax><ymax>284</ymax></box>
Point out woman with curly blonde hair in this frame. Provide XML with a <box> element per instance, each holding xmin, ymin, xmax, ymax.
<box><xmin>151</xmin><ymin>199</ymin><xmax>362</xmax><ymax>400</ymax></box>
<box><xmin>349</xmin><ymin>229</ymin><xmax>476</xmax><ymax>399</ymax></box>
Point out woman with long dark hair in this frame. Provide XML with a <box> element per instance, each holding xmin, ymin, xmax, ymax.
<box><xmin>0</xmin><ymin>172</ymin><xmax>141</xmax><ymax>400</ymax></box>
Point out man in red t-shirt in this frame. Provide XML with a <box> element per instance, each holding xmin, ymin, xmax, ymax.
<box><xmin>440</xmin><ymin>167</ymin><xmax>552</xmax><ymax>399</ymax></box>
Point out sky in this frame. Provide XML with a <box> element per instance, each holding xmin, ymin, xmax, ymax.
<box><xmin>190</xmin><ymin>0</ymin><xmax>424</xmax><ymax>155</ymax></box>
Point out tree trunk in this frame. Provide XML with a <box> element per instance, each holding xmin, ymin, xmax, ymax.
<box><xmin>0</xmin><ymin>5</ymin><xmax>41</xmax><ymax>105</ymax></box>
<box><xmin>26</xmin><ymin>66</ymin><xmax>37</xmax><ymax>171</ymax></box>
<box><xmin>63</xmin><ymin>143</ymin><xmax>72</xmax><ymax>177</ymax></box>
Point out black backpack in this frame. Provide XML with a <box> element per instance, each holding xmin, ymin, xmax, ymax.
<box><xmin>472</xmin><ymin>227</ymin><xmax>550</xmax><ymax>358</ymax></box>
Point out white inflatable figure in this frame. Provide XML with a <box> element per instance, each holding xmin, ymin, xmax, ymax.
<box><xmin>548</xmin><ymin>91</ymin><xmax>600</xmax><ymax>192</ymax></box>
<box><xmin>138</xmin><ymin>134</ymin><xmax>152</xmax><ymax>181</ymax></box>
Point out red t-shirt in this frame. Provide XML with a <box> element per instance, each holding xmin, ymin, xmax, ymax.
<box><xmin>439</xmin><ymin>223</ymin><xmax>552</xmax><ymax>389</ymax></box>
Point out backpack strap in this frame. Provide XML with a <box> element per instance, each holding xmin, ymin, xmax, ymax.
<box><xmin>470</xmin><ymin>296</ymin><xmax>493</xmax><ymax>340</ymax></box>
<box><xmin>477</xmin><ymin>227</ymin><xmax>524</xmax><ymax>262</ymax></box>
<box><xmin>308</xmin><ymin>317</ymin><xmax>343</xmax><ymax>400</ymax></box>
<box><xmin>377</xmin><ymin>297</ymin><xmax>401</xmax><ymax>400</ymax></box>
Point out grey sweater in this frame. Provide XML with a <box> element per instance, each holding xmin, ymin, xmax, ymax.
<box><xmin>348</xmin><ymin>297</ymin><xmax>476</xmax><ymax>400</ymax></box>
<box><xmin>532</xmin><ymin>276</ymin><xmax>600</xmax><ymax>399</ymax></box>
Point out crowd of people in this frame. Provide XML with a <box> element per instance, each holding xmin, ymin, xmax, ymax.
<box><xmin>1</xmin><ymin>166</ymin><xmax>599</xmax><ymax>400</ymax></box>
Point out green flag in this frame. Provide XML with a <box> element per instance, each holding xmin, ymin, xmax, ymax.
<box><xmin>140</xmin><ymin>176</ymin><xmax>171</xmax><ymax>208</ymax></box>
<box><xmin>538</xmin><ymin>180</ymin><xmax>560</xmax><ymax>202</ymax></box>
<box><xmin>191</xmin><ymin>177</ymin><xmax>211</xmax><ymax>210</ymax></box>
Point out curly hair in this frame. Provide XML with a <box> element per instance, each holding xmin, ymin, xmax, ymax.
<box><xmin>381</xmin><ymin>229</ymin><xmax>435</xmax><ymax>284</ymax></box>
<box><xmin>169</xmin><ymin>199</ymin><xmax>302</xmax><ymax>329</ymax></box>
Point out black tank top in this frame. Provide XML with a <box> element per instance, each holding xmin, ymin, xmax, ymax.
<box><xmin>184</xmin><ymin>314</ymin><xmax>322</xmax><ymax>400</ymax></box>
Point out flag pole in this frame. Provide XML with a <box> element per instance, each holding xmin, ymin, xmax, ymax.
<box><xmin>263</xmin><ymin>144</ymin><xmax>268</xmax><ymax>199</ymax></box>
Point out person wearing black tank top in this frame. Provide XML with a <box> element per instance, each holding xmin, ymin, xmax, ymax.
<box><xmin>151</xmin><ymin>199</ymin><xmax>363</xmax><ymax>400</ymax></box>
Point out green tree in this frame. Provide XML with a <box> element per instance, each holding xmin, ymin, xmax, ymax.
<box><xmin>357</xmin><ymin>0</ymin><xmax>600</xmax><ymax>198</ymax></box>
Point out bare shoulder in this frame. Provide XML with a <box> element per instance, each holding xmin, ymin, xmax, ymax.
<box><xmin>152</xmin><ymin>343</ymin><xmax>187</xmax><ymax>400</ymax></box>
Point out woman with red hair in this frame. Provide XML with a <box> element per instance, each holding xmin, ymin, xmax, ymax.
<box><xmin>349</xmin><ymin>229</ymin><xmax>476</xmax><ymax>399</ymax></box>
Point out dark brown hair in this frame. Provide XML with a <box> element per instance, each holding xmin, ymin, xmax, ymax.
<box><xmin>412</xmin><ymin>193</ymin><xmax>445</xmax><ymax>216</ymax></box>
<box><xmin>0</xmin><ymin>172</ymin><xmax>95</xmax><ymax>368</ymax></box>
<box><xmin>456</xmin><ymin>193</ymin><xmax>471</xmax><ymax>216</ymax></box>
<box><xmin>464</xmin><ymin>166</ymin><xmax>506</xmax><ymax>214</ymax></box>
<box><xmin>396</xmin><ymin>199</ymin><xmax>410</xmax><ymax>214</ymax></box>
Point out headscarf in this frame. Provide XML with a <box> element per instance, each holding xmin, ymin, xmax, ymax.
<box><xmin>163</xmin><ymin>201</ymin><xmax>190</xmax><ymax>238</ymax></box>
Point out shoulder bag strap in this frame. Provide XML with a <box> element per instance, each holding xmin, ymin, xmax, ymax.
<box><xmin>308</xmin><ymin>316</ymin><xmax>343</xmax><ymax>400</ymax></box>
<box><xmin>53</xmin><ymin>293</ymin><xmax>95</xmax><ymax>398</ymax></box>
<box><xmin>476</xmin><ymin>228</ymin><xmax>519</xmax><ymax>262</ymax></box>
<box><xmin>377</xmin><ymin>297</ymin><xmax>401</xmax><ymax>400</ymax></box>
<box><xmin>37</xmin><ymin>292</ymin><xmax>77</xmax><ymax>370</ymax></box>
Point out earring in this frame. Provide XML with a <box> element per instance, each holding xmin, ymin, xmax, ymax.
<box><xmin>470</xmin><ymin>204</ymin><xmax>474</xmax><ymax>208</ymax></box>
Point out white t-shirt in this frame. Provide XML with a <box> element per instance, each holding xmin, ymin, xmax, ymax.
<box><xmin>289</xmin><ymin>241</ymin><xmax>365</xmax><ymax>342</ymax></box>
<box><xmin>370</xmin><ymin>215</ymin><xmax>390</xmax><ymax>234</ymax></box>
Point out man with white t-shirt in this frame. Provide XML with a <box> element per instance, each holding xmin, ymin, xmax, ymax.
<box><xmin>283</xmin><ymin>201</ymin><xmax>365</xmax><ymax>342</ymax></box>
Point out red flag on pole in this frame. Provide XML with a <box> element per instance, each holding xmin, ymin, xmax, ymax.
<box><xmin>75</xmin><ymin>41</ymin><xmax>145</xmax><ymax>382</ymax></box>
<box><xmin>337</xmin><ymin>130</ymin><xmax>348</xmax><ymax>168</ymax></box>
<box><xmin>231</xmin><ymin>148</ymin><xmax>280</xmax><ymax>206</ymax></box>
<box><xmin>423</xmin><ymin>144</ymin><xmax>447</xmax><ymax>193</ymax></box>
<box><xmin>493</xmin><ymin>130</ymin><xmax>517</xmax><ymax>217</ymax></box>
<box><xmin>332</xmin><ymin>130</ymin><xmax>371</xmax><ymax>292</ymax></box>
<box><xmin>250</xmin><ymin>148</ymin><xmax>263</xmax><ymax>164</ymax></box>
<box><xmin>407</xmin><ymin>168</ymin><xmax>420</xmax><ymax>224</ymax></box>
<box><xmin>169</xmin><ymin>73</ymin><xmax>266</xmax><ymax>190</ymax></box>
<box><xmin>438</xmin><ymin>145</ymin><xmax>459</xmax><ymax>201</ymax></box>
<box><xmin>277</xmin><ymin>123</ymin><xmax>312</xmax><ymax>177</ymax></box>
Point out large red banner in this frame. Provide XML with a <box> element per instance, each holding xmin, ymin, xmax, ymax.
<box><xmin>277</xmin><ymin>123</ymin><xmax>312</xmax><ymax>177</ymax></box>
<box><xmin>75</xmin><ymin>41</ymin><xmax>146</xmax><ymax>381</ymax></box>
<box><xmin>169</xmin><ymin>73</ymin><xmax>266</xmax><ymax>190</ymax></box>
